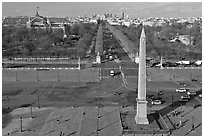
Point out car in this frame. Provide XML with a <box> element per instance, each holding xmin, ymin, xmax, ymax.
<box><xmin>85</xmin><ymin>55</ymin><xmax>90</xmax><ymax>58</ymax></box>
<box><xmin>194</xmin><ymin>104</ymin><xmax>201</xmax><ymax>108</ymax></box>
<box><xmin>176</xmin><ymin>88</ymin><xmax>187</xmax><ymax>93</ymax></box>
<box><xmin>171</xmin><ymin>110</ymin><xmax>181</xmax><ymax>116</ymax></box>
<box><xmin>179</xmin><ymin>98</ymin><xmax>189</xmax><ymax>102</ymax></box>
<box><xmin>109</xmin><ymin>55</ymin><xmax>113</xmax><ymax>60</ymax></box>
<box><xmin>151</xmin><ymin>96</ymin><xmax>163</xmax><ymax>100</ymax></box>
<box><xmin>179</xmin><ymin>95</ymin><xmax>190</xmax><ymax>102</ymax></box>
<box><xmin>179</xmin><ymin>82</ymin><xmax>186</xmax><ymax>86</ymax></box>
<box><xmin>110</xmin><ymin>70</ymin><xmax>115</xmax><ymax>77</ymax></box>
<box><xmin>187</xmin><ymin>91</ymin><xmax>196</xmax><ymax>96</ymax></box>
<box><xmin>151</xmin><ymin>100</ymin><xmax>161</xmax><ymax>105</ymax></box>
<box><xmin>199</xmin><ymin>94</ymin><xmax>202</xmax><ymax>98</ymax></box>
<box><xmin>181</xmin><ymin>95</ymin><xmax>190</xmax><ymax>99</ymax></box>
<box><xmin>156</xmin><ymin>90</ymin><xmax>163</xmax><ymax>96</ymax></box>
<box><xmin>192</xmin><ymin>79</ymin><xmax>198</xmax><ymax>82</ymax></box>
<box><xmin>113</xmin><ymin>92</ymin><xmax>122</xmax><ymax>95</ymax></box>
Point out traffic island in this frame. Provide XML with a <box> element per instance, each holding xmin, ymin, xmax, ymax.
<box><xmin>120</xmin><ymin>111</ymin><xmax>170</xmax><ymax>136</ymax></box>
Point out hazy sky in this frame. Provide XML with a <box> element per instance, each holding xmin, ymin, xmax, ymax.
<box><xmin>2</xmin><ymin>2</ymin><xmax>202</xmax><ymax>18</ymax></box>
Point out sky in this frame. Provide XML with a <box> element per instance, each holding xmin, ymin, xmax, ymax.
<box><xmin>2</xmin><ymin>2</ymin><xmax>202</xmax><ymax>18</ymax></box>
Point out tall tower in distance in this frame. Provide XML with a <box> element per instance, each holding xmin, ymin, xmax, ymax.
<box><xmin>36</xmin><ymin>6</ymin><xmax>40</xmax><ymax>17</ymax></box>
<box><xmin>122</xmin><ymin>11</ymin><xmax>125</xmax><ymax>19</ymax></box>
<box><xmin>135</xmin><ymin>26</ymin><xmax>149</xmax><ymax>124</ymax></box>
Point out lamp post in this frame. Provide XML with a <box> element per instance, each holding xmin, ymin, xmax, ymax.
<box><xmin>58</xmin><ymin>72</ymin><xmax>60</xmax><ymax>81</ymax></box>
<box><xmin>179</xmin><ymin>104</ymin><xmax>183</xmax><ymax>127</ymax></box>
<box><xmin>30</xmin><ymin>104</ymin><xmax>34</xmax><ymax>119</ymax></box>
<box><xmin>180</xmin><ymin>104</ymin><xmax>183</xmax><ymax>112</ymax></box>
<box><xmin>97</xmin><ymin>106</ymin><xmax>99</xmax><ymax>136</ymax></box>
<box><xmin>16</xmin><ymin>72</ymin><xmax>18</xmax><ymax>81</ymax></box>
<box><xmin>37</xmin><ymin>71</ymin><xmax>39</xmax><ymax>81</ymax></box>
<box><xmin>77</xmin><ymin>70</ymin><xmax>80</xmax><ymax>82</ymax></box>
<box><xmin>37</xmin><ymin>95</ymin><xmax>40</xmax><ymax>108</ymax></box>
<box><xmin>7</xmin><ymin>96</ymin><xmax>9</xmax><ymax>108</ymax></box>
<box><xmin>191</xmin><ymin>116</ymin><xmax>195</xmax><ymax>132</ymax></box>
<box><xmin>96</xmin><ymin>96</ymin><xmax>99</xmax><ymax>136</ymax></box>
<box><xmin>171</xmin><ymin>94</ymin><xmax>174</xmax><ymax>108</ymax></box>
<box><xmin>20</xmin><ymin>117</ymin><xmax>23</xmax><ymax>132</ymax></box>
<box><xmin>73</xmin><ymin>92</ymin><xmax>76</xmax><ymax>108</ymax></box>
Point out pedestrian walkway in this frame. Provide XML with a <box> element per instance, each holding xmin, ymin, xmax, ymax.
<box><xmin>37</xmin><ymin>106</ymin><xmax>123</xmax><ymax>136</ymax></box>
<box><xmin>165</xmin><ymin>106</ymin><xmax>202</xmax><ymax>136</ymax></box>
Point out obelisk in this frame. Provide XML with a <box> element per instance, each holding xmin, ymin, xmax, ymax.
<box><xmin>135</xmin><ymin>27</ymin><xmax>149</xmax><ymax>124</ymax></box>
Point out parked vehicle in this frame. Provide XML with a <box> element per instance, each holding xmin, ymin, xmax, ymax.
<box><xmin>181</xmin><ymin>95</ymin><xmax>190</xmax><ymax>99</ymax></box>
<box><xmin>180</xmin><ymin>95</ymin><xmax>190</xmax><ymax>102</ymax></box>
<box><xmin>176</xmin><ymin>88</ymin><xmax>187</xmax><ymax>93</ymax></box>
<box><xmin>194</xmin><ymin>104</ymin><xmax>201</xmax><ymax>108</ymax></box>
<box><xmin>179</xmin><ymin>98</ymin><xmax>189</xmax><ymax>102</ymax></box>
<box><xmin>114</xmin><ymin>92</ymin><xmax>122</xmax><ymax>95</ymax></box>
<box><xmin>187</xmin><ymin>91</ymin><xmax>196</xmax><ymax>96</ymax></box>
<box><xmin>151</xmin><ymin>100</ymin><xmax>161</xmax><ymax>105</ymax></box>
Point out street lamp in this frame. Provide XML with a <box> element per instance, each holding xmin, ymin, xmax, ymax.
<box><xmin>58</xmin><ymin>72</ymin><xmax>60</xmax><ymax>81</ymax></box>
<box><xmin>96</xmin><ymin>96</ymin><xmax>99</xmax><ymax>136</ymax></box>
<box><xmin>73</xmin><ymin>92</ymin><xmax>76</xmax><ymax>108</ymax></box>
<box><xmin>16</xmin><ymin>72</ymin><xmax>18</xmax><ymax>81</ymax></box>
<box><xmin>20</xmin><ymin>117</ymin><xmax>23</xmax><ymax>132</ymax></box>
<box><xmin>7</xmin><ymin>96</ymin><xmax>9</xmax><ymax>108</ymax></box>
<box><xmin>179</xmin><ymin>104</ymin><xmax>183</xmax><ymax>127</ymax></box>
<box><xmin>191</xmin><ymin>116</ymin><xmax>195</xmax><ymax>132</ymax></box>
<box><xmin>37</xmin><ymin>94</ymin><xmax>40</xmax><ymax>108</ymax></box>
<box><xmin>97</xmin><ymin>106</ymin><xmax>99</xmax><ymax>136</ymax></box>
<box><xmin>180</xmin><ymin>104</ymin><xmax>183</xmax><ymax>112</ymax></box>
<box><xmin>30</xmin><ymin>104</ymin><xmax>34</xmax><ymax>119</ymax></box>
<box><xmin>37</xmin><ymin>71</ymin><xmax>39</xmax><ymax>81</ymax></box>
<box><xmin>171</xmin><ymin>94</ymin><xmax>174</xmax><ymax>107</ymax></box>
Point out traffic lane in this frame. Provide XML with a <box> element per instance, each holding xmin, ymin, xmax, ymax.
<box><xmin>92</xmin><ymin>62</ymin><xmax>119</xmax><ymax>68</ymax></box>
<box><xmin>125</xmin><ymin>78</ymin><xmax>201</xmax><ymax>105</ymax></box>
<box><xmin>103</xmin><ymin>32</ymin><xmax>131</xmax><ymax>61</ymax></box>
<box><xmin>114</xmin><ymin>46</ymin><xmax>131</xmax><ymax>61</ymax></box>
<box><xmin>122</xmin><ymin>69</ymin><xmax>138</xmax><ymax>77</ymax></box>
<box><xmin>175</xmin><ymin>81</ymin><xmax>201</xmax><ymax>91</ymax></box>
<box><xmin>102</xmin><ymin>38</ymin><xmax>131</xmax><ymax>61</ymax></box>
<box><xmin>121</xmin><ymin>61</ymin><xmax>138</xmax><ymax>68</ymax></box>
<box><xmin>101</xmin><ymin>68</ymin><xmax>121</xmax><ymax>78</ymax></box>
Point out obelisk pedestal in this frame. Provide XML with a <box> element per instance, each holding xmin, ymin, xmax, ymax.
<box><xmin>135</xmin><ymin>99</ymin><xmax>149</xmax><ymax>124</ymax></box>
<box><xmin>135</xmin><ymin>27</ymin><xmax>149</xmax><ymax>124</ymax></box>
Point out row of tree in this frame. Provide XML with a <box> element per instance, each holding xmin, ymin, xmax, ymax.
<box><xmin>2</xmin><ymin>23</ymin><xmax>98</xmax><ymax>58</ymax></box>
<box><xmin>117</xmin><ymin>22</ymin><xmax>202</xmax><ymax>60</ymax></box>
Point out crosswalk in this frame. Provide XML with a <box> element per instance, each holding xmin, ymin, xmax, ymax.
<box><xmin>100</xmin><ymin>76</ymin><xmax>138</xmax><ymax>79</ymax></box>
<box><xmin>101</xmin><ymin>68</ymin><xmax>137</xmax><ymax>70</ymax></box>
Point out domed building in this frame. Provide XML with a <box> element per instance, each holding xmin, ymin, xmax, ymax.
<box><xmin>26</xmin><ymin>8</ymin><xmax>68</xmax><ymax>38</ymax></box>
<box><xmin>27</xmin><ymin>10</ymin><xmax>51</xmax><ymax>28</ymax></box>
